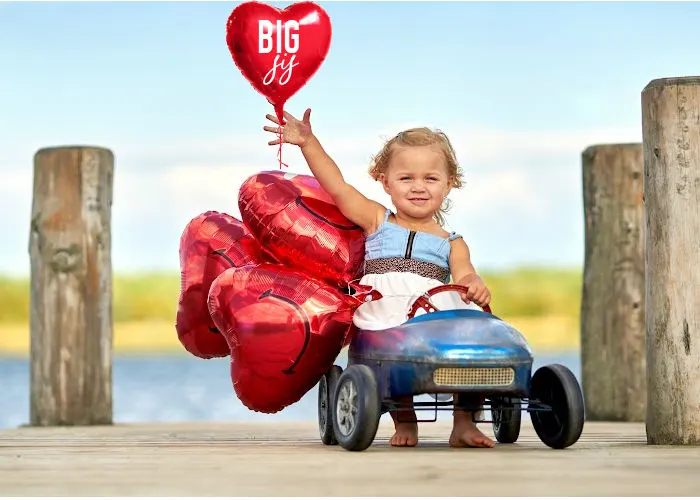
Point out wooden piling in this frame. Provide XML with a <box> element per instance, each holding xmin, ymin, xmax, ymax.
<box><xmin>29</xmin><ymin>146</ymin><xmax>114</xmax><ymax>426</ymax></box>
<box><xmin>642</xmin><ymin>77</ymin><xmax>700</xmax><ymax>445</ymax></box>
<box><xmin>580</xmin><ymin>144</ymin><xmax>645</xmax><ymax>421</ymax></box>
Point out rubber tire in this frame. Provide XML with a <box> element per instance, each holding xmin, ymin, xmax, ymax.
<box><xmin>491</xmin><ymin>397</ymin><xmax>522</xmax><ymax>444</ymax></box>
<box><xmin>318</xmin><ymin>365</ymin><xmax>343</xmax><ymax>445</ymax></box>
<box><xmin>529</xmin><ymin>364</ymin><xmax>585</xmax><ymax>449</ymax></box>
<box><xmin>332</xmin><ymin>364</ymin><xmax>381</xmax><ymax>452</ymax></box>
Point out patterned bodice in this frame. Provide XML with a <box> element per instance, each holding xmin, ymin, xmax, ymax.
<box><xmin>363</xmin><ymin>209</ymin><xmax>462</xmax><ymax>284</ymax></box>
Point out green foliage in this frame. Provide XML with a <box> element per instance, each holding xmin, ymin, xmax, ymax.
<box><xmin>112</xmin><ymin>273</ymin><xmax>181</xmax><ymax>322</ymax></box>
<box><xmin>482</xmin><ymin>267</ymin><xmax>582</xmax><ymax>318</ymax></box>
<box><xmin>0</xmin><ymin>266</ymin><xmax>582</xmax><ymax>324</ymax></box>
<box><xmin>0</xmin><ymin>277</ymin><xmax>31</xmax><ymax>322</ymax></box>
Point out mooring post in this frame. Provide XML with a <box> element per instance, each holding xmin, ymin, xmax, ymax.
<box><xmin>580</xmin><ymin>143</ymin><xmax>645</xmax><ymax>421</ymax></box>
<box><xmin>29</xmin><ymin>146</ymin><xmax>114</xmax><ymax>426</ymax></box>
<box><xmin>642</xmin><ymin>77</ymin><xmax>700</xmax><ymax>444</ymax></box>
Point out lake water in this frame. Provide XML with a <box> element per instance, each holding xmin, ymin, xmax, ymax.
<box><xmin>0</xmin><ymin>350</ymin><xmax>580</xmax><ymax>430</ymax></box>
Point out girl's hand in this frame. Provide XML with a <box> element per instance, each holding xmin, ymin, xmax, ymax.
<box><xmin>457</xmin><ymin>273</ymin><xmax>491</xmax><ymax>308</ymax></box>
<box><xmin>264</xmin><ymin>109</ymin><xmax>314</xmax><ymax>147</ymax></box>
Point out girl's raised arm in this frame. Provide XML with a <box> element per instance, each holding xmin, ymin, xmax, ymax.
<box><xmin>265</xmin><ymin>109</ymin><xmax>384</xmax><ymax>233</ymax></box>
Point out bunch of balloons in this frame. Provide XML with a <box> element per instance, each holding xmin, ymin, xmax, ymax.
<box><xmin>178</xmin><ymin>1</ymin><xmax>349</xmax><ymax>413</ymax></box>
<box><xmin>176</xmin><ymin>171</ymin><xmax>380</xmax><ymax>413</ymax></box>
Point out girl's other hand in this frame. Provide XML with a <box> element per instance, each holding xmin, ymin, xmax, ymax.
<box><xmin>457</xmin><ymin>273</ymin><xmax>491</xmax><ymax>309</ymax></box>
<box><xmin>264</xmin><ymin>108</ymin><xmax>313</xmax><ymax>147</ymax></box>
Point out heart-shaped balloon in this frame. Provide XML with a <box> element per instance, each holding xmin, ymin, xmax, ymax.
<box><xmin>176</xmin><ymin>211</ymin><xmax>269</xmax><ymax>359</ymax></box>
<box><xmin>239</xmin><ymin>170</ymin><xmax>366</xmax><ymax>288</ymax></box>
<box><xmin>226</xmin><ymin>1</ymin><xmax>332</xmax><ymax>122</ymax></box>
<box><xmin>208</xmin><ymin>263</ymin><xmax>360</xmax><ymax>413</ymax></box>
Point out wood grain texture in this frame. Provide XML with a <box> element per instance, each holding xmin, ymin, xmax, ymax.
<box><xmin>642</xmin><ymin>77</ymin><xmax>700</xmax><ymax>444</ymax></box>
<box><xmin>29</xmin><ymin>146</ymin><xmax>114</xmax><ymax>426</ymax></box>
<box><xmin>0</xmin><ymin>421</ymin><xmax>698</xmax><ymax>496</ymax></box>
<box><xmin>581</xmin><ymin>144</ymin><xmax>645</xmax><ymax>421</ymax></box>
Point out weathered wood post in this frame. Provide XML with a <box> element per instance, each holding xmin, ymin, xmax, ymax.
<box><xmin>581</xmin><ymin>144</ymin><xmax>646</xmax><ymax>421</ymax></box>
<box><xmin>29</xmin><ymin>146</ymin><xmax>114</xmax><ymax>426</ymax></box>
<box><xmin>642</xmin><ymin>77</ymin><xmax>700</xmax><ymax>445</ymax></box>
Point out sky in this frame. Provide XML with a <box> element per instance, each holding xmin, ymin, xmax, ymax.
<box><xmin>1</xmin><ymin>0</ymin><xmax>699</xmax><ymax>276</ymax></box>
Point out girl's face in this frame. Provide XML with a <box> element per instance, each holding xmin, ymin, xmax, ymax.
<box><xmin>380</xmin><ymin>144</ymin><xmax>452</xmax><ymax>221</ymax></box>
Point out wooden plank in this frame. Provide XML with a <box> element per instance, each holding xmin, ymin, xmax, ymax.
<box><xmin>642</xmin><ymin>77</ymin><xmax>700</xmax><ymax>445</ymax></box>
<box><xmin>581</xmin><ymin>143</ymin><xmax>645</xmax><ymax>421</ymax></box>
<box><xmin>29</xmin><ymin>146</ymin><xmax>114</xmax><ymax>426</ymax></box>
<box><xmin>0</xmin><ymin>421</ymin><xmax>698</xmax><ymax>496</ymax></box>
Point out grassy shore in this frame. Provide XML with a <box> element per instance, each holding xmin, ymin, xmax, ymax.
<box><xmin>0</xmin><ymin>315</ymin><xmax>579</xmax><ymax>357</ymax></box>
<box><xmin>0</xmin><ymin>267</ymin><xmax>582</xmax><ymax>355</ymax></box>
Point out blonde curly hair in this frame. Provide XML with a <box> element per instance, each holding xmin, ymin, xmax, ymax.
<box><xmin>368</xmin><ymin>127</ymin><xmax>464</xmax><ymax>226</ymax></box>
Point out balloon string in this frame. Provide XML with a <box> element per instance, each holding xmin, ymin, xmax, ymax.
<box><xmin>277</xmin><ymin>129</ymin><xmax>288</xmax><ymax>170</ymax></box>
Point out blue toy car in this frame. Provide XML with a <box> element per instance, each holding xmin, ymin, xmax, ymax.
<box><xmin>317</xmin><ymin>284</ymin><xmax>585</xmax><ymax>451</ymax></box>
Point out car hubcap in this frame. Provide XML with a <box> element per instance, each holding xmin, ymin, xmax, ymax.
<box><xmin>336</xmin><ymin>379</ymin><xmax>358</xmax><ymax>436</ymax></box>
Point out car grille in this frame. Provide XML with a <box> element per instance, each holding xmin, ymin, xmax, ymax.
<box><xmin>433</xmin><ymin>367</ymin><xmax>514</xmax><ymax>387</ymax></box>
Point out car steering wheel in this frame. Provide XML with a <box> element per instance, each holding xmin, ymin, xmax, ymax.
<box><xmin>407</xmin><ymin>284</ymin><xmax>492</xmax><ymax>319</ymax></box>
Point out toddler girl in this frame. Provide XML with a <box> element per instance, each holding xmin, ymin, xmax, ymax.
<box><xmin>264</xmin><ymin>109</ymin><xmax>494</xmax><ymax>449</ymax></box>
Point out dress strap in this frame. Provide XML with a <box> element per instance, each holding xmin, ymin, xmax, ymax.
<box><xmin>448</xmin><ymin>232</ymin><xmax>463</xmax><ymax>241</ymax></box>
<box><xmin>383</xmin><ymin>208</ymin><xmax>392</xmax><ymax>223</ymax></box>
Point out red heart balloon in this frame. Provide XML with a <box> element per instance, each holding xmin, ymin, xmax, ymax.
<box><xmin>208</xmin><ymin>263</ymin><xmax>358</xmax><ymax>413</ymax></box>
<box><xmin>176</xmin><ymin>211</ymin><xmax>268</xmax><ymax>359</ymax></box>
<box><xmin>239</xmin><ymin>170</ymin><xmax>366</xmax><ymax>287</ymax></box>
<box><xmin>226</xmin><ymin>1</ymin><xmax>332</xmax><ymax>121</ymax></box>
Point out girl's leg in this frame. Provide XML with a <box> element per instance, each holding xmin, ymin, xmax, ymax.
<box><xmin>389</xmin><ymin>396</ymin><xmax>418</xmax><ymax>447</ymax></box>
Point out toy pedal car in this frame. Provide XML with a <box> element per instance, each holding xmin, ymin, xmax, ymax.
<box><xmin>317</xmin><ymin>284</ymin><xmax>585</xmax><ymax>452</ymax></box>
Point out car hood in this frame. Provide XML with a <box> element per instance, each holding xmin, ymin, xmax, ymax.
<box><xmin>350</xmin><ymin>310</ymin><xmax>533</xmax><ymax>364</ymax></box>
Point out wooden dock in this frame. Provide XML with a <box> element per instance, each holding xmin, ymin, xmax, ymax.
<box><xmin>1</xmin><ymin>419</ymin><xmax>699</xmax><ymax>496</ymax></box>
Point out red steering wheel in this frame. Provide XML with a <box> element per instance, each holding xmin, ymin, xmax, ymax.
<box><xmin>407</xmin><ymin>284</ymin><xmax>492</xmax><ymax>319</ymax></box>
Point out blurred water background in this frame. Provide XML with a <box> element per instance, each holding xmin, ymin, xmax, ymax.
<box><xmin>1</xmin><ymin>349</ymin><xmax>579</xmax><ymax>429</ymax></box>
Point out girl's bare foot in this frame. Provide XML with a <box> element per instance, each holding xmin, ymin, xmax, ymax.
<box><xmin>390</xmin><ymin>421</ymin><xmax>419</xmax><ymax>447</ymax></box>
<box><xmin>449</xmin><ymin>411</ymin><xmax>495</xmax><ymax>448</ymax></box>
<box><xmin>390</xmin><ymin>396</ymin><xmax>418</xmax><ymax>447</ymax></box>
